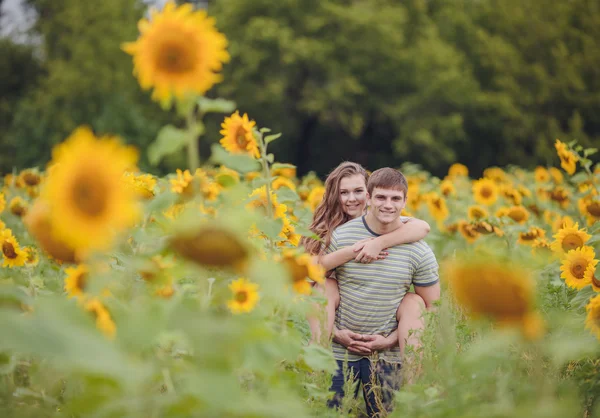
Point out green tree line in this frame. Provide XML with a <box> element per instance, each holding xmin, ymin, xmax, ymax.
<box><xmin>1</xmin><ymin>0</ymin><xmax>598</xmax><ymax>177</ymax></box>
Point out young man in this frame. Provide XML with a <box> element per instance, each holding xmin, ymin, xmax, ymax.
<box><xmin>326</xmin><ymin>167</ymin><xmax>440</xmax><ymax>417</ymax></box>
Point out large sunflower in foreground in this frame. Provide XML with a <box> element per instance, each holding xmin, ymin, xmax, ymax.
<box><xmin>560</xmin><ymin>246</ymin><xmax>598</xmax><ymax>290</ymax></box>
<box><xmin>43</xmin><ymin>126</ymin><xmax>140</xmax><ymax>252</ymax></box>
<box><xmin>585</xmin><ymin>295</ymin><xmax>600</xmax><ymax>340</ymax></box>
<box><xmin>444</xmin><ymin>257</ymin><xmax>544</xmax><ymax>340</ymax></box>
<box><xmin>227</xmin><ymin>277</ymin><xmax>260</xmax><ymax>314</ymax></box>
<box><xmin>220</xmin><ymin>111</ymin><xmax>260</xmax><ymax>158</ymax></box>
<box><xmin>550</xmin><ymin>222</ymin><xmax>591</xmax><ymax>255</ymax></box>
<box><xmin>472</xmin><ymin>178</ymin><xmax>499</xmax><ymax>206</ymax></box>
<box><xmin>122</xmin><ymin>1</ymin><xmax>230</xmax><ymax>106</ymax></box>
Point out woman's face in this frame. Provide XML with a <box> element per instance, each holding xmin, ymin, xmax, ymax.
<box><xmin>339</xmin><ymin>174</ymin><xmax>368</xmax><ymax>218</ymax></box>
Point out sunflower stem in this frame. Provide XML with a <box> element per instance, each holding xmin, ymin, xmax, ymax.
<box><xmin>186</xmin><ymin>108</ymin><xmax>200</xmax><ymax>171</ymax></box>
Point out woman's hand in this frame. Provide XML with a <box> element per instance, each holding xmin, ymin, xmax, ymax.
<box><xmin>353</xmin><ymin>238</ymin><xmax>388</xmax><ymax>264</ymax></box>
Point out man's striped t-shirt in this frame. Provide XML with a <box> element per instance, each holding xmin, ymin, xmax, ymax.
<box><xmin>327</xmin><ymin>216</ymin><xmax>439</xmax><ymax>363</ymax></box>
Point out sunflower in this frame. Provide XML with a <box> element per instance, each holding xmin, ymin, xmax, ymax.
<box><xmin>64</xmin><ymin>264</ymin><xmax>89</xmax><ymax>298</ymax></box>
<box><xmin>467</xmin><ymin>205</ymin><xmax>488</xmax><ymax>220</ymax></box>
<box><xmin>560</xmin><ymin>246</ymin><xmax>597</xmax><ymax>289</ymax></box>
<box><xmin>448</xmin><ymin>163</ymin><xmax>468</xmax><ymax>178</ymax></box>
<box><xmin>555</xmin><ymin>139</ymin><xmax>578</xmax><ymax>175</ymax></box>
<box><xmin>9</xmin><ymin>196</ymin><xmax>28</xmax><ymax>217</ymax></box>
<box><xmin>0</xmin><ymin>192</ymin><xmax>4</xmax><ymax>213</ymax></box>
<box><xmin>551</xmin><ymin>222</ymin><xmax>591</xmax><ymax>255</ymax></box>
<box><xmin>531</xmin><ymin>238</ymin><xmax>552</xmax><ymax>256</ymax></box>
<box><xmin>547</xmin><ymin>186</ymin><xmax>569</xmax><ymax>208</ymax></box>
<box><xmin>578</xmin><ymin>196</ymin><xmax>600</xmax><ymax>226</ymax></box>
<box><xmin>483</xmin><ymin>167</ymin><xmax>507</xmax><ymax>183</ymax></box>
<box><xmin>84</xmin><ymin>298</ymin><xmax>116</xmax><ymax>339</ymax></box>
<box><xmin>219</xmin><ymin>111</ymin><xmax>260</xmax><ymax>158</ymax></box>
<box><xmin>277</xmin><ymin>216</ymin><xmax>301</xmax><ymax>247</ymax></box>
<box><xmin>272</xmin><ymin>177</ymin><xmax>297</xmax><ymax>191</ymax></box>
<box><xmin>307</xmin><ymin>186</ymin><xmax>326</xmax><ymax>212</ymax></box>
<box><xmin>585</xmin><ymin>295</ymin><xmax>600</xmax><ymax>340</ymax></box>
<box><xmin>170</xmin><ymin>225</ymin><xmax>249</xmax><ymax>272</ymax></box>
<box><xmin>281</xmin><ymin>251</ymin><xmax>325</xmax><ymax>295</ymax></box>
<box><xmin>472</xmin><ymin>178</ymin><xmax>499</xmax><ymax>206</ymax></box>
<box><xmin>440</xmin><ymin>180</ymin><xmax>456</xmax><ymax>197</ymax></box>
<box><xmin>43</xmin><ymin>127</ymin><xmax>140</xmax><ymax>253</ymax></box>
<box><xmin>444</xmin><ymin>257</ymin><xmax>544</xmax><ymax>340</ymax></box>
<box><xmin>590</xmin><ymin>265</ymin><xmax>600</xmax><ymax>293</ymax></box>
<box><xmin>195</xmin><ymin>169</ymin><xmax>221</xmax><ymax>201</ymax></box>
<box><xmin>426</xmin><ymin>193</ymin><xmax>449</xmax><ymax>222</ymax></box>
<box><xmin>534</xmin><ymin>166</ymin><xmax>550</xmax><ymax>183</ymax></box>
<box><xmin>139</xmin><ymin>255</ymin><xmax>173</xmax><ymax>283</ymax></box>
<box><xmin>501</xmin><ymin>186</ymin><xmax>522</xmax><ymax>205</ymax></box>
<box><xmin>122</xmin><ymin>171</ymin><xmax>156</xmax><ymax>200</ymax></box>
<box><xmin>122</xmin><ymin>1</ymin><xmax>230</xmax><ymax>107</ymax></box>
<box><xmin>245</xmin><ymin>171</ymin><xmax>262</xmax><ymax>182</ymax></box>
<box><xmin>471</xmin><ymin>221</ymin><xmax>503</xmax><ymax>237</ymax></box>
<box><xmin>506</xmin><ymin>206</ymin><xmax>529</xmax><ymax>224</ymax></box>
<box><xmin>227</xmin><ymin>277</ymin><xmax>260</xmax><ymax>314</ymax></box>
<box><xmin>517</xmin><ymin>227</ymin><xmax>546</xmax><ymax>246</ymax></box>
<box><xmin>272</xmin><ymin>164</ymin><xmax>297</xmax><ymax>179</ymax></box>
<box><xmin>23</xmin><ymin>247</ymin><xmax>39</xmax><ymax>267</ymax></box>
<box><xmin>170</xmin><ymin>169</ymin><xmax>194</xmax><ymax>196</ymax></box>
<box><xmin>549</xmin><ymin>167</ymin><xmax>564</xmax><ymax>184</ymax></box>
<box><xmin>457</xmin><ymin>221</ymin><xmax>480</xmax><ymax>243</ymax></box>
<box><xmin>1</xmin><ymin>229</ymin><xmax>26</xmax><ymax>268</ymax></box>
<box><xmin>24</xmin><ymin>199</ymin><xmax>78</xmax><ymax>263</ymax></box>
<box><xmin>247</xmin><ymin>186</ymin><xmax>287</xmax><ymax>219</ymax></box>
<box><xmin>19</xmin><ymin>169</ymin><xmax>41</xmax><ymax>187</ymax></box>
<box><xmin>163</xmin><ymin>203</ymin><xmax>186</xmax><ymax>220</ymax></box>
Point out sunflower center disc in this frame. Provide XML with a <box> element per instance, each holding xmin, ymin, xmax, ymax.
<box><xmin>572</xmin><ymin>263</ymin><xmax>585</xmax><ymax>279</ymax></box>
<box><xmin>587</xmin><ymin>202</ymin><xmax>600</xmax><ymax>217</ymax></box>
<box><xmin>562</xmin><ymin>235</ymin><xmax>583</xmax><ymax>252</ymax></box>
<box><xmin>235</xmin><ymin>291</ymin><xmax>248</xmax><ymax>303</ymax></box>
<box><xmin>158</xmin><ymin>43</ymin><xmax>194</xmax><ymax>73</ymax></box>
<box><xmin>73</xmin><ymin>177</ymin><xmax>107</xmax><ymax>217</ymax></box>
<box><xmin>2</xmin><ymin>242</ymin><xmax>17</xmax><ymax>259</ymax></box>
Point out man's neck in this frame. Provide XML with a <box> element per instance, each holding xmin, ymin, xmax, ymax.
<box><xmin>364</xmin><ymin>212</ymin><xmax>402</xmax><ymax>235</ymax></box>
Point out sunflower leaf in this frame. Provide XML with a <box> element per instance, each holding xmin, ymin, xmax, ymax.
<box><xmin>147</xmin><ymin>125</ymin><xmax>189</xmax><ymax>166</ymax></box>
<box><xmin>570</xmin><ymin>285</ymin><xmax>594</xmax><ymax>309</ymax></box>
<box><xmin>209</xmin><ymin>144</ymin><xmax>261</xmax><ymax>173</ymax></box>
<box><xmin>264</xmin><ymin>133</ymin><xmax>282</xmax><ymax>144</ymax></box>
<box><xmin>197</xmin><ymin>97</ymin><xmax>236</xmax><ymax>114</ymax></box>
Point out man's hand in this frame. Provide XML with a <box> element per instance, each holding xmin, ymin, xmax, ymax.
<box><xmin>333</xmin><ymin>329</ymin><xmax>372</xmax><ymax>355</ymax></box>
<box><xmin>354</xmin><ymin>239</ymin><xmax>388</xmax><ymax>264</ymax></box>
<box><xmin>359</xmin><ymin>334</ymin><xmax>395</xmax><ymax>352</ymax></box>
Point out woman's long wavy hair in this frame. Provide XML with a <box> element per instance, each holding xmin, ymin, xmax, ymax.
<box><xmin>302</xmin><ymin>162</ymin><xmax>368</xmax><ymax>256</ymax></box>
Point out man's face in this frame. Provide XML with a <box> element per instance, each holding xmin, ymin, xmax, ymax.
<box><xmin>368</xmin><ymin>187</ymin><xmax>406</xmax><ymax>225</ymax></box>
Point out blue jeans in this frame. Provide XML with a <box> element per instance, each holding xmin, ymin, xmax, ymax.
<box><xmin>328</xmin><ymin>358</ymin><xmax>402</xmax><ymax>418</ymax></box>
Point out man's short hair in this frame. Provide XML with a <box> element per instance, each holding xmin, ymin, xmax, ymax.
<box><xmin>367</xmin><ymin>167</ymin><xmax>408</xmax><ymax>196</ymax></box>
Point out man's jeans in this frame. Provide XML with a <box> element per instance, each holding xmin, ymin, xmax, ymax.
<box><xmin>327</xmin><ymin>358</ymin><xmax>402</xmax><ymax>418</ymax></box>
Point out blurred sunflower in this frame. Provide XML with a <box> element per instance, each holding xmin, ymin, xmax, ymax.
<box><xmin>227</xmin><ymin>277</ymin><xmax>260</xmax><ymax>314</ymax></box>
<box><xmin>472</xmin><ymin>178</ymin><xmax>499</xmax><ymax>206</ymax></box>
<box><xmin>555</xmin><ymin>139</ymin><xmax>578</xmax><ymax>175</ymax></box>
<box><xmin>64</xmin><ymin>264</ymin><xmax>89</xmax><ymax>298</ymax></box>
<box><xmin>84</xmin><ymin>298</ymin><xmax>116</xmax><ymax>339</ymax></box>
<box><xmin>547</xmin><ymin>187</ymin><xmax>570</xmax><ymax>208</ymax></box>
<box><xmin>468</xmin><ymin>205</ymin><xmax>488</xmax><ymax>221</ymax></box>
<box><xmin>122</xmin><ymin>1</ymin><xmax>229</xmax><ymax>107</ymax></box>
<box><xmin>549</xmin><ymin>167</ymin><xmax>564</xmax><ymax>184</ymax></box>
<box><xmin>271</xmin><ymin>164</ymin><xmax>297</xmax><ymax>179</ymax></box>
<box><xmin>471</xmin><ymin>221</ymin><xmax>503</xmax><ymax>237</ymax></box>
<box><xmin>278</xmin><ymin>216</ymin><xmax>301</xmax><ymax>247</ymax></box>
<box><xmin>506</xmin><ymin>206</ymin><xmax>529</xmax><ymax>224</ymax></box>
<box><xmin>501</xmin><ymin>186</ymin><xmax>522</xmax><ymax>205</ymax></box>
<box><xmin>550</xmin><ymin>222</ymin><xmax>591</xmax><ymax>255</ymax></box>
<box><xmin>483</xmin><ymin>167</ymin><xmax>507</xmax><ymax>183</ymax></box>
<box><xmin>440</xmin><ymin>180</ymin><xmax>456</xmax><ymax>197</ymax></box>
<box><xmin>586</xmin><ymin>295</ymin><xmax>600</xmax><ymax>340</ymax></box>
<box><xmin>170</xmin><ymin>169</ymin><xmax>194</xmax><ymax>196</ymax></box>
<box><xmin>122</xmin><ymin>171</ymin><xmax>156</xmax><ymax>200</ymax></box>
<box><xmin>272</xmin><ymin>177</ymin><xmax>297</xmax><ymax>191</ymax></box>
<box><xmin>534</xmin><ymin>166</ymin><xmax>550</xmax><ymax>183</ymax></box>
<box><xmin>219</xmin><ymin>111</ymin><xmax>260</xmax><ymax>158</ymax></box>
<box><xmin>281</xmin><ymin>251</ymin><xmax>325</xmax><ymax>295</ymax></box>
<box><xmin>517</xmin><ymin>227</ymin><xmax>546</xmax><ymax>246</ymax></box>
<box><xmin>9</xmin><ymin>196</ymin><xmax>28</xmax><ymax>217</ymax></box>
<box><xmin>19</xmin><ymin>169</ymin><xmax>41</xmax><ymax>187</ymax></box>
<box><xmin>448</xmin><ymin>163</ymin><xmax>468</xmax><ymax>178</ymax></box>
<box><xmin>426</xmin><ymin>193</ymin><xmax>449</xmax><ymax>222</ymax></box>
<box><xmin>23</xmin><ymin>247</ymin><xmax>39</xmax><ymax>267</ymax></box>
<box><xmin>560</xmin><ymin>246</ymin><xmax>597</xmax><ymax>290</ymax></box>
<box><xmin>245</xmin><ymin>171</ymin><xmax>262</xmax><ymax>182</ymax></box>
<box><xmin>43</xmin><ymin>127</ymin><xmax>140</xmax><ymax>253</ymax></box>
<box><xmin>1</xmin><ymin>229</ymin><xmax>26</xmax><ymax>268</ymax></box>
<box><xmin>0</xmin><ymin>192</ymin><xmax>4</xmax><ymax>213</ymax></box>
<box><xmin>590</xmin><ymin>266</ymin><xmax>600</xmax><ymax>293</ymax></box>
<box><xmin>457</xmin><ymin>221</ymin><xmax>480</xmax><ymax>243</ymax></box>
<box><xmin>444</xmin><ymin>257</ymin><xmax>544</xmax><ymax>340</ymax></box>
<box><xmin>170</xmin><ymin>225</ymin><xmax>249</xmax><ymax>272</ymax></box>
<box><xmin>307</xmin><ymin>186</ymin><xmax>326</xmax><ymax>212</ymax></box>
<box><xmin>578</xmin><ymin>196</ymin><xmax>600</xmax><ymax>226</ymax></box>
<box><xmin>247</xmin><ymin>186</ymin><xmax>287</xmax><ymax>219</ymax></box>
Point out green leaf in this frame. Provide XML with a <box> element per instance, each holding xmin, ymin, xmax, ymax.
<box><xmin>275</xmin><ymin>187</ymin><xmax>299</xmax><ymax>204</ymax></box>
<box><xmin>265</xmin><ymin>133</ymin><xmax>282</xmax><ymax>144</ymax></box>
<box><xmin>256</xmin><ymin>217</ymin><xmax>283</xmax><ymax>240</ymax></box>
<box><xmin>147</xmin><ymin>125</ymin><xmax>188</xmax><ymax>166</ymax></box>
<box><xmin>583</xmin><ymin>148</ymin><xmax>598</xmax><ymax>157</ymax></box>
<box><xmin>266</xmin><ymin>153</ymin><xmax>275</xmax><ymax>163</ymax></box>
<box><xmin>210</xmin><ymin>144</ymin><xmax>261</xmax><ymax>173</ymax></box>
<box><xmin>197</xmin><ymin>97</ymin><xmax>236</xmax><ymax>114</ymax></box>
<box><xmin>301</xmin><ymin>344</ymin><xmax>337</xmax><ymax>373</ymax></box>
<box><xmin>259</xmin><ymin>127</ymin><xmax>271</xmax><ymax>133</ymax></box>
<box><xmin>571</xmin><ymin>285</ymin><xmax>595</xmax><ymax>309</ymax></box>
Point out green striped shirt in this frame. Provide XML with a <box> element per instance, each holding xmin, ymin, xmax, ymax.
<box><xmin>327</xmin><ymin>216</ymin><xmax>439</xmax><ymax>363</ymax></box>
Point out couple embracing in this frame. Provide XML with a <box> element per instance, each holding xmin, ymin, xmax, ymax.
<box><xmin>302</xmin><ymin>163</ymin><xmax>440</xmax><ymax>417</ymax></box>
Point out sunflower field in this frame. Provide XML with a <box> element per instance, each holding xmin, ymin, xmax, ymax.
<box><xmin>1</xmin><ymin>2</ymin><xmax>600</xmax><ymax>418</ymax></box>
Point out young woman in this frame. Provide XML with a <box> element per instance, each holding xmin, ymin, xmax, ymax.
<box><xmin>303</xmin><ymin>162</ymin><xmax>430</xmax><ymax>359</ymax></box>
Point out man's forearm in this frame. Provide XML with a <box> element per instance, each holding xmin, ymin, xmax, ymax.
<box><xmin>384</xmin><ymin>329</ymin><xmax>399</xmax><ymax>349</ymax></box>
